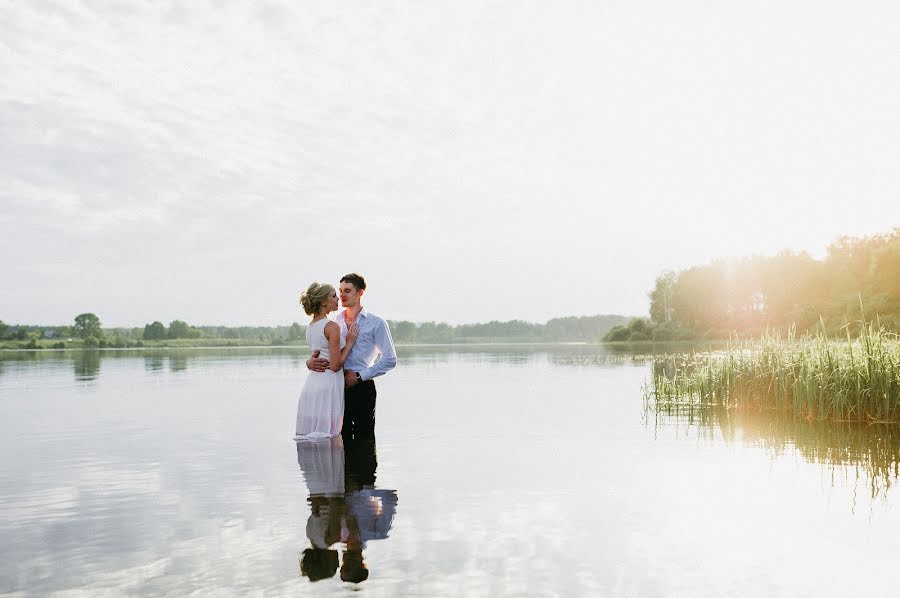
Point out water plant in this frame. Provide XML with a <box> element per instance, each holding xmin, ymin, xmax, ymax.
<box><xmin>645</xmin><ymin>322</ymin><xmax>900</xmax><ymax>423</ymax></box>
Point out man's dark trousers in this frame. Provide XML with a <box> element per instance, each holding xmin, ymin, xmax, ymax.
<box><xmin>343</xmin><ymin>380</ymin><xmax>376</xmax><ymax>439</ymax></box>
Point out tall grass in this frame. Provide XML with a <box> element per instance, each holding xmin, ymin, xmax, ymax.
<box><xmin>646</xmin><ymin>323</ymin><xmax>900</xmax><ymax>423</ymax></box>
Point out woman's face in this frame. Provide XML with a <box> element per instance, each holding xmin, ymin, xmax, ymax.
<box><xmin>326</xmin><ymin>291</ymin><xmax>339</xmax><ymax>313</ymax></box>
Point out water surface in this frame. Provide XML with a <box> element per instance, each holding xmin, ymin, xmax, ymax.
<box><xmin>1</xmin><ymin>347</ymin><xmax>898</xmax><ymax>596</ymax></box>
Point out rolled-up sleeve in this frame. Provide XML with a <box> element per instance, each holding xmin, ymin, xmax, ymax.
<box><xmin>359</xmin><ymin>318</ymin><xmax>397</xmax><ymax>381</ymax></box>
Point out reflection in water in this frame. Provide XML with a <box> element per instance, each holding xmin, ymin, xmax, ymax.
<box><xmin>296</xmin><ymin>437</ymin><xmax>397</xmax><ymax>585</ymax></box>
<box><xmin>169</xmin><ymin>355</ymin><xmax>188</xmax><ymax>372</ymax></box>
<box><xmin>144</xmin><ymin>355</ymin><xmax>165</xmax><ymax>372</ymax></box>
<box><xmin>73</xmin><ymin>351</ymin><xmax>101</xmax><ymax>381</ymax></box>
<box><xmin>648</xmin><ymin>401</ymin><xmax>900</xmax><ymax>500</ymax></box>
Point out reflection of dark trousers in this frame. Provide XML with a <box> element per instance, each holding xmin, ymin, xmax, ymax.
<box><xmin>344</xmin><ymin>436</ymin><xmax>378</xmax><ymax>489</ymax></box>
<box><xmin>343</xmin><ymin>380</ymin><xmax>376</xmax><ymax>439</ymax></box>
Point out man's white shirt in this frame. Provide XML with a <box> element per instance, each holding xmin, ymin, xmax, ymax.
<box><xmin>336</xmin><ymin>307</ymin><xmax>397</xmax><ymax>381</ymax></box>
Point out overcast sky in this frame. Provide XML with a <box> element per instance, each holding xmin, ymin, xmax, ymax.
<box><xmin>3</xmin><ymin>0</ymin><xmax>899</xmax><ymax>327</ymax></box>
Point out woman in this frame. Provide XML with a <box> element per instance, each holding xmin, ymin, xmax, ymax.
<box><xmin>295</xmin><ymin>282</ymin><xmax>359</xmax><ymax>440</ymax></box>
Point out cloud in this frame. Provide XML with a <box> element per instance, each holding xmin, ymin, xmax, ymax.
<box><xmin>2</xmin><ymin>1</ymin><xmax>899</xmax><ymax>324</ymax></box>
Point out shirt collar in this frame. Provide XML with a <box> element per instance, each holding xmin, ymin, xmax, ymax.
<box><xmin>338</xmin><ymin>307</ymin><xmax>368</xmax><ymax>320</ymax></box>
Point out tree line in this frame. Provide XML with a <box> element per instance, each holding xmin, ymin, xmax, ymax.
<box><xmin>2</xmin><ymin>314</ymin><xmax>630</xmax><ymax>348</ymax></box>
<box><xmin>605</xmin><ymin>227</ymin><xmax>900</xmax><ymax>342</ymax></box>
<box><xmin>388</xmin><ymin>315</ymin><xmax>629</xmax><ymax>343</ymax></box>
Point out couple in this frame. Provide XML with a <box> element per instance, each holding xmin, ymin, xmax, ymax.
<box><xmin>294</xmin><ymin>273</ymin><xmax>397</xmax><ymax>441</ymax></box>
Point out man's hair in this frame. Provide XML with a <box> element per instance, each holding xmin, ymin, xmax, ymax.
<box><xmin>340</xmin><ymin>273</ymin><xmax>367</xmax><ymax>291</ymax></box>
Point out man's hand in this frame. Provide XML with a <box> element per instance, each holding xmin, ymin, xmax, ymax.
<box><xmin>344</xmin><ymin>370</ymin><xmax>360</xmax><ymax>388</ymax></box>
<box><xmin>306</xmin><ymin>350</ymin><xmax>329</xmax><ymax>373</ymax></box>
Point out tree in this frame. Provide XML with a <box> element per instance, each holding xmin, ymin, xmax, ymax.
<box><xmin>288</xmin><ymin>322</ymin><xmax>304</xmax><ymax>340</ymax></box>
<box><xmin>168</xmin><ymin>320</ymin><xmax>191</xmax><ymax>339</ymax></box>
<box><xmin>143</xmin><ymin>321</ymin><xmax>166</xmax><ymax>340</ymax></box>
<box><xmin>871</xmin><ymin>239</ymin><xmax>900</xmax><ymax>297</ymax></box>
<box><xmin>0</xmin><ymin>320</ymin><xmax>7</xmax><ymax>339</ymax></box>
<box><xmin>392</xmin><ymin>321</ymin><xmax>416</xmax><ymax>342</ymax></box>
<box><xmin>604</xmin><ymin>326</ymin><xmax>632</xmax><ymax>342</ymax></box>
<box><xmin>648</xmin><ymin>271</ymin><xmax>676</xmax><ymax>323</ymax></box>
<box><xmin>74</xmin><ymin>313</ymin><xmax>103</xmax><ymax>339</ymax></box>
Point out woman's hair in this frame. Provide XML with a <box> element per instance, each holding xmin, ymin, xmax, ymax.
<box><xmin>300</xmin><ymin>548</ymin><xmax>339</xmax><ymax>582</ymax></box>
<box><xmin>300</xmin><ymin>282</ymin><xmax>334</xmax><ymax>315</ymax></box>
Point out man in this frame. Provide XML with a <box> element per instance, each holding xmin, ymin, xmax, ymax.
<box><xmin>306</xmin><ymin>273</ymin><xmax>397</xmax><ymax>439</ymax></box>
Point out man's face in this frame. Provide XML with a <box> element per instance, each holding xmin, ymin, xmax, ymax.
<box><xmin>339</xmin><ymin>282</ymin><xmax>362</xmax><ymax>308</ymax></box>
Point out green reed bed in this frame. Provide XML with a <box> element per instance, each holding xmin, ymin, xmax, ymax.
<box><xmin>646</xmin><ymin>324</ymin><xmax>900</xmax><ymax>423</ymax></box>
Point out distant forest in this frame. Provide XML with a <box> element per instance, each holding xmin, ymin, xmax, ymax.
<box><xmin>606</xmin><ymin>228</ymin><xmax>900</xmax><ymax>342</ymax></box>
<box><xmin>11</xmin><ymin>229</ymin><xmax>897</xmax><ymax>349</ymax></box>
<box><xmin>0</xmin><ymin>314</ymin><xmax>631</xmax><ymax>349</ymax></box>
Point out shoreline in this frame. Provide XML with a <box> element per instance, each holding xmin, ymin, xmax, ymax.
<box><xmin>0</xmin><ymin>339</ymin><xmax>730</xmax><ymax>353</ymax></box>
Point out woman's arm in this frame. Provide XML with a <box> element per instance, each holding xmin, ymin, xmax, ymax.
<box><xmin>324</xmin><ymin>322</ymin><xmax>358</xmax><ymax>371</ymax></box>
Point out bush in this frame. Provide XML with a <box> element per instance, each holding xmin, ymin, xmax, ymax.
<box><xmin>604</xmin><ymin>326</ymin><xmax>632</xmax><ymax>342</ymax></box>
<box><xmin>628</xmin><ymin>318</ymin><xmax>650</xmax><ymax>334</ymax></box>
<box><xmin>651</xmin><ymin>325</ymin><xmax>674</xmax><ymax>341</ymax></box>
<box><xmin>83</xmin><ymin>336</ymin><xmax>100</xmax><ymax>348</ymax></box>
<box><xmin>673</xmin><ymin>327</ymin><xmax>697</xmax><ymax>341</ymax></box>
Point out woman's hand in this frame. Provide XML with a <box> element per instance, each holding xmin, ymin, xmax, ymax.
<box><xmin>346</xmin><ymin>323</ymin><xmax>360</xmax><ymax>344</ymax></box>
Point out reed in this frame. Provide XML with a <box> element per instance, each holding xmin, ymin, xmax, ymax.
<box><xmin>645</xmin><ymin>322</ymin><xmax>900</xmax><ymax>423</ymax></box>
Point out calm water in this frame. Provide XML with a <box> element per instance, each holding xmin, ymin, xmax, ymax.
<box><xmin>1</xmin><ymin>346</ymin><xmax>899</xmax><ymax>597</ymax></box>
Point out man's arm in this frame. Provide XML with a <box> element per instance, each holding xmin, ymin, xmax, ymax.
<box><xmin>358</xmin><ymin>318</ymin><xmax>397</xmax><ymax>381</ymax></box>
<box><xmin>306</xmin><ymin>349</ymin><xmax>330</xmax><ymax>372</ymax></box>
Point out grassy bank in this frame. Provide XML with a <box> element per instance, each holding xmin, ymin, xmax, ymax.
<box><xmin>646</xmin><ymin>324</ymin><xmax>900</xmax><ymax>423</ymax></box>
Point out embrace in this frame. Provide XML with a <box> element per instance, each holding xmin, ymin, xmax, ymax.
<box><xmin>294</xmin><ymin>273</ymin><xmax>397</xmax><ymax>441</ymax></box>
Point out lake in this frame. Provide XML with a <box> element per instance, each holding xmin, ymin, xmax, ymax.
<box><xmin>1</xmin><ymin>346</ymin><xmax>898</xmax><ymax>596</ymax></box>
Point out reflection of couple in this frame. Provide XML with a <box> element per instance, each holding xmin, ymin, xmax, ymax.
<box><xmin>297</xmin><ymin>436</ymin><xmax>398</xmax><ymax>584</ymax></box>
<box><xmin>294</xmin><ymin>273</ymin><xmax>397</xmax><ymax>441</ymax></box>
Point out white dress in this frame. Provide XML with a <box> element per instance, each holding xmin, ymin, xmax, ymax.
<box><xmin>294</xmin><ymin>318</ymin><xmax>345</xmax><ymax>440</ymax></box>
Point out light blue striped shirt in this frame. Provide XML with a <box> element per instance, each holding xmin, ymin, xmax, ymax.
<box><xmin>337</xmin><ymin>307</ymin><xmax>397</xmax><ymax>381</ymax></box>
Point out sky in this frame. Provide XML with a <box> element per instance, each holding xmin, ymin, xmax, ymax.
<box><xmin>2</xmin><ymin>0</ymin><xmax>899</xmax><ymax>327</ymax></box>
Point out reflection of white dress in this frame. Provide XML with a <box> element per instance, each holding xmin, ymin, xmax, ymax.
<box><xmin>294</xmin><ymin>318</ymin><xmax>344</xmax><ymax>439</ymax></box>
<box><xmin>298</xmin><ymin>436</ymin><xmax>346</xmax><ymax>496</ymax></box>
<box><xmin>298</xmin><ymin>436</ymin><xmax>345</xmax><ymax>547</ymax></box>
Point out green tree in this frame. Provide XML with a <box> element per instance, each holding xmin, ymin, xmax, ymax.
<box><xmin>648</xmin><ymin>271</ymin><xmax>676</xmax><ymax>323</ymax></box>
<box><xmin>604</xmin><ymin>325</ymin><xmax>632</xmax><ymax>342</ymax></box>
<box><xmin>392</xmin><ymin>321</ymin><xmax>416</xmax><ymax>342</ymax></box>
<box><xmin>74</xmin><ymin>313</ymin><xmax>103</xmax><ymax>339</ymax></box>
<box><xmin>288</xmin><ymin>322</ymin><xmax>304</xmax><ymax>340</ymax></box>
<box><xmin>870</xmin><ymin>239</ymin><xmax>900</xmax><ymax>297</ymax></box>
<box><xmin>143</xmin><ymin>321</ymin><xmax>166</xmax><ymax>340</ymax></box>
<box><xmin>0</xmin><ymin>320</ymin><xmax>7</xmax><ymax>339</ymax></box>
<box><xmin>168</xmin><ymin>320</ymin><xmax>192</xmax><ymax>339</ymax></box>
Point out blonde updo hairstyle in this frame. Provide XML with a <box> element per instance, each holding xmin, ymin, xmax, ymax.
<box><xmin>300</xmin><ymin>282</ymin><xmax>335</xmax><ymax>316</ymax></box>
